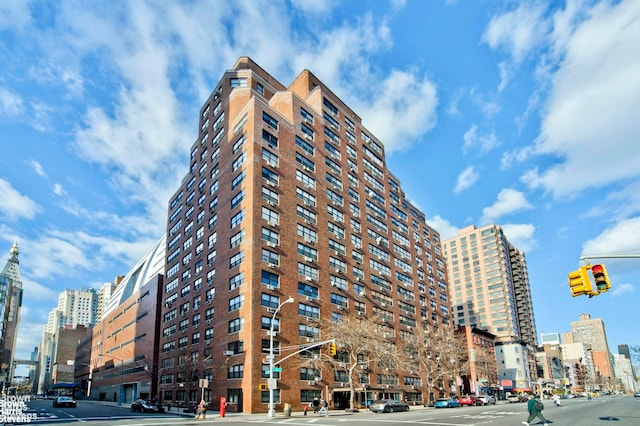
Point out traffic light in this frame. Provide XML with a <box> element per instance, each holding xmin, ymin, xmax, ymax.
<box><xmin>568</xmin><ymin>266</ymin><xmax>593</xmax><ymax>297</ymax></box>
<box><xmin>590</xmin><ymin>264</ymin><xmax>611</xmax><ymax>293</ymax></box>
<box><xmin>330</xmin><ymin>343</ymin><xmax>337</xmax><ymax>356</ymax></box>
<box><xmin>258</xmin><ymin>383</ymin><xmax>268</xmax><ymax>391</ymax></box>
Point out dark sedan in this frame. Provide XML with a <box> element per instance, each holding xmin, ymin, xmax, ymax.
<box><xmin>131</xmin><ymin>399</ymin><xmax>164</xmax><ymax>413</ymax></box>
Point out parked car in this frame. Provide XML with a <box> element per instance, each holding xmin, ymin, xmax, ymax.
<box><xmin>477</xmin><ymin>395</ymin><xmax>497</xmax><ymax>405</ymax></box>
<box><xmin>131</xmin><ymin>399</ymin><xmax>164</xmax><ymax>413</ymax></box>
<box><xmin>457</xmin><ymin>395</ymin><xmax>482</xmax><ymax>406</ymax></box>
<box><xmin>634</xmin><ymin>391</ymin><xmax>640</xmax><ymax>398</ymax></box>
<box><xmin>369</xmin><ymin>399</ymin><xmax>410</xmax><ymax>413</ymax></box>
<box><xmin>52</xmin><ymin>396</ymin><xmax>76</xmax><ymax>408</ymax></box>
<box><xmin>457</xmin><ymin>395</ymin><xmax>475</xmax><ymax>406</ymax></box>
<box><xmin>434</xmin><ymin>398</ymin><xmax>460</xmax><ymax>408</ymax></box>
<box><xmin>507</xmin><ymin>394</ymin><xmax>524</xmax><ymax>403</ymax></box>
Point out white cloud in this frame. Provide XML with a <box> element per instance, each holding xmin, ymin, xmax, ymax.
<box><xmin>483</xmin><ymin>2</ymin><xmax>548</xmax><ymax>64</ymax></box>
<box><xmin>463</xmin><ymin>125</ymin><xmax>500</xmax><ymax>154</ymax></box>
<box><xmin>426</xmin><ymin>215</ymin><xmax>459</xmax><ymax>241</ymax></box>
<box><xmin>454</xmin><ymin>166</ymin><xmax>479</xmax><ymax>194</ymax></box>
<box><xmin>29</xmin><ymin>160</ymin><xmax>47</xmax><ymax>177</ymax></box>
<box><xmin>0</xmin><ymin>88</ymin><xmax>25</xmax><ymax>118</ymax></box>
<box><xmin>481</xmin><ymin>188</ymin><xmax>533</xmax><ymax>223</ymax></box>
<box><xmin>290</xmin><ymin>0</ymin><xmax>337</xmax><ymax>15</ymax></box>
<box><xmin>0</xmin><ymin>179</ymin><xmax>40</xmax><ymax>220</ymax></box>
<box><xmin>611</xmin><ymin>283</ymin><xmax>634</xmax><ymax>297</ymax></box>
<box><xmin>501</xmin><ymin>223</ymin><xmax>537</xmax><ymax>253</ymax></box>
<box><xmin>524</xmin><ymin>0</ymin><xmax>640</xmax><ymax>197</ymax></box>
<box><xmin>358</xmin><ymin>69</ymin><xmax>438</xmax><ymax>153</ymax></box>
<box><xmin>582</xmin><ymin>216</ymin><xmax>640</xmax><ymax>258</ymax></box>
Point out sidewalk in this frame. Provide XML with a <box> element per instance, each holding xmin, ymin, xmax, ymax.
<box><xmin>84</xmin><ymin>399</ymin><xmax>432</xmax><ymax>422</ymax></box>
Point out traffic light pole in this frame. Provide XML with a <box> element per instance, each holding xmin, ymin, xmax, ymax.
<box><xmin>580</xmin><ymin>254</ymin><xmax>640</xmax><ymax>261</ymax></box>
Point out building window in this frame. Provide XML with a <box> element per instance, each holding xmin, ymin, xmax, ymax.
<box><xmin>228</xmin><ymin>364</ymin><xmax>244</xmax><ymax>379</ymax></box>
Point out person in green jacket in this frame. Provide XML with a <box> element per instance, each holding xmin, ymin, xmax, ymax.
<box><xmin>522</xmin><ymin>395</ymin><xmax>549</xmax><ymax>426</ymax></box>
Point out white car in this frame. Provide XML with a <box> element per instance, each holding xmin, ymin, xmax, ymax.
<box><xmin>477</xmin><ymin>395</ymin><xmax>496</xmax><ymax>405</ymax></box>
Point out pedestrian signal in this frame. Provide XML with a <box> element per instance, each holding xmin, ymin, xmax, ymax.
<box><xmin>258</xmin><ymin>383</ymin><xmax>268</xmax><ymax>391</ymax></box>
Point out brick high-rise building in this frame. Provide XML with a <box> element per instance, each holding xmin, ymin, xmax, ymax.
<box><xmin>442</xmin><ymin>225</ymin><xmax>538</xmax><ymax>394</ymax></box>
<box><xmin>570</xmin><ymin>313</ymin><xmax>614</xmax><ymax>386</ymax></box>
<box><xmin>160</xmin><ymin>57</ymin><xmax>452</xmax><ymax>413</ymax></box>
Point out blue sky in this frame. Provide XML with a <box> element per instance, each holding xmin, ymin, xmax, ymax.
<box><xmin>1</xmin><ymin>0</ymin><xmax>639</xmax><ymax>365</ymax></box>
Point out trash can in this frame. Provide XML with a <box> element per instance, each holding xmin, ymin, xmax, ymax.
<box><xmin>284</xmin><ymin>403</ymin><xmax>291</xmax><ymax>417</ymax></box>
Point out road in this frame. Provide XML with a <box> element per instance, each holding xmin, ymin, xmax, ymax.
<box><xmin>9</xmin><ymin>395</ymin><xmax>640</xmax><ymax>425</ymax></box>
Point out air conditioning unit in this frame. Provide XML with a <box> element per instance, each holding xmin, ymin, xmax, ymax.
<box><xmin>266</xmin><ymin>242</ymin><xmax>277</xmax><ymax>248</ymax></box>
<box><xmin>206</xmin><ymin>319</ymin><xmax>211</xmax><ymax>324</ymax></box>
<box><xmin>303</xmin><ymin>166</ymin><xmax>312</xmax><ymax>172</ymax></box>
<box><xmin>268</xmin><ymin>263</ymin><xmax>276</xmax><ymax>269</ymax></box>
<box><xmin>205</xmin><ymin>339</ymin><xmax>211</xmax><ymax>345</ymax></box>
<box><xmin>267</xmin><ymin>285</ymin><xmax>275</xmax><ymax>291</ymax></box>
<box><xmin>304</xmin><ymin>256</ymin><xmax>313</xmax><ymax>262</ymax></box>
<box><xmin>306</xmin><ymin>337</ymin><xmax>315</xmax><ymax>343</ymax></box>
<box><xmin>223</xmin><ymin>350</ymin><xmax>234</xmax><ymax>356</ymax></box>
<box><xmin>381</xmin><ymin>303</ymin><xmax>386</xmax><ymax>307</ymax></box>
<box><xmin>305</xmin><ymin>296</ymin><xmax>314</xmax><ymax>302</ymax></box>
<box><xmin>304</xmin><ymin>116</ymin><xmax>313</xmax><ymax>124</ymax></box>
<box><xmin>304</xmin><ymin>133</ymin><xmax>313</xmax><ymax>141</ymax></box>
<box><xmin>267</xmin><ymin>220</ymin><xmax>278</xmax><ymax>227</ymax></box>
<box><xmin>304</xmin><ymin>199</ymin><xmax>312</xmax><ymax>206</ymax></box>
<box><xmin>267</xmin><ymin>200</ymin><xmax>276</xmax><ymax>206</ymax></box>
<box><xmin>304</xmin><ymin>276</ymin><xmax>313</xmax><ymax>282</ymax></box>
<box><xmin>330</xmin><ymin>282</ymin><xmax>337</xmax><ymax>287</ymax></box>
<box><xmin>338</xmin><ymin>305</ymin><xmax>345</xmax><ymax>311</ymax></box>
<box><xmin>358</xmin><ymin>311</ymin><xmax>365</xmax><ymax>316</ymax></box>
<box><xmin>411</xmin><ymin>385</ymin><xmax>416</xmax><ymax>390</ymax></box>
<box><xmin>308</xmin><ymin>380</ymin><xmax>316</xmax><ymax>386</ymax></box>
<box><xmin>267</xmin><ymin>308</ymin><xmax>276</xmax><ymax>313</ymax></box>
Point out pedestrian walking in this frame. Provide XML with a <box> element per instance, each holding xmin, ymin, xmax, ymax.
<box><xmin>522</xmin><ymin>395</ymin><xmax>549</xmax><ymax>426</ymax></box>
<box><xmin>318</xmin><ymin>398</ymin><xmax>329</xmax><ymax>416</ymax></box>
<box><xmin>312</xmin><ymin>397</ymin><xmax>320</xmax><ymax>413</ymax></box>
<box><xmin>195</xmin><ymin>399</ymin><xmax>207</xmax><ymax>420</ymax></box>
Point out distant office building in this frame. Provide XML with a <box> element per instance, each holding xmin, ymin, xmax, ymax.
<box><xmin>561</xmin><ymin>341</ymin><xmax>596</xmax><ymax>393</ymax></box>
<box><xmin>96</xmin><ymin>280</ymin><xmax>119</xmax><ymax>322</ymax></box>
<box><xmin>37</xmin><ymin>288</ymin><xmax>99</xmax><ymax>394</ymax></box>
<box><xmin>540</xmin><ymin>332</ymin><xmax>561</xmax><ymax>346</ymax></box>
<box><xmin>0</xmin><ymin>242</ymin><xmax>23</xmax><ymax>392</ymax></box>
<box><xmin>613</xmin><ymin>353</ymin><xmax>638</xmax><ymax>393</ymax></box>
<box><xmin>159</xmin><ymin>57</ymin><xmax>452</xmax><ymax>413</ymax></box>
<box><xmin>442</xmin><ymin>225</ymin><xmax>539</xmax><ymax>393</ymax></box>
<box><xmin>570</xmin><ymin>313</ymin><xmax>614</xmax><ymax>384</ymax></box>
<box><xmin>618</xmin><ymin>344</ymin><xmax>630</xmax><ymax>359</ymax></box>
<box><xmin>75</xmin><ymin>235</ymin><xmax>165</xmax><ymax>403</ymax></box>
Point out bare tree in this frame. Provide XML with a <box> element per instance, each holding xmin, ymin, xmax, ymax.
<box><xmin>301</xmin><ymin>314</ymin><xmax>400</xmax><ymax>411</ymax></box>
<box><xmin>401</xmin><ymin>323</ymin><xmax>465</xmax><ymax>404</ymax></box>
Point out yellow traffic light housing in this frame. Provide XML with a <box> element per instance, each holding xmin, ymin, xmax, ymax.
<box><xmin>590</xmin><ymin>264</ymin><xmax>611</xmax><ymax>293</ymax></box>
<box><xmin>330</xmin><ymin>343</ymin><xmax>337</xmax><ymax>356</ymax></box>
<box><xmin>568</xmin><ymin>266</ymin><xmax>594</xmax><ymax>297</ymax></box>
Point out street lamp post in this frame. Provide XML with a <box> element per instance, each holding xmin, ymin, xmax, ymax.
<box><xmin>118</xmin><ymin>359</ymin><xmax>124</xmax><ymax>406</ymax></box>
<box><xmin>268</xmin><ymin>297</ymin><xmax>294</xmax><ymax>418</ymax></box>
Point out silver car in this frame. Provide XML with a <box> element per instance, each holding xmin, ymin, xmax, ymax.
<box><xmin>477</xmin><ymin>395</ymin><xmax>496</xmax><ymax>405</ymax></box>
<box><xmin>369</xmin><ymin>399</ymin><xmax>409</xmax><ymax>413</ymax></box>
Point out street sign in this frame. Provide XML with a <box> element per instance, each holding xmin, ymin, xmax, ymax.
<box><xmin>272</xmin><ymin>367</ymin><xmax>283</xmax><ymax>372</ymax></box>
